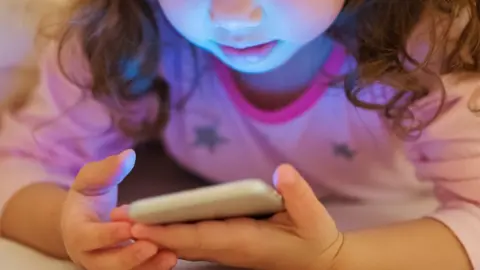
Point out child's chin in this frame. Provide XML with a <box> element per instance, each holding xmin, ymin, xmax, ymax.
<box><xmin>230</xmin><ymin>54</ymin><xmax>298</xmax><ymax>74</ymax></box>
<box><xmin>222</xmin><ymin>58</ymin><xmax>285</xmax><ymax>74</ymax></box>
<box><xmin>229</xmin><ymin>64</ymin><xmax>277</xmax><ymax>74</ymax></box>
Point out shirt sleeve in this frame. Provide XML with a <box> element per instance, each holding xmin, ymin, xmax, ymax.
<box><xmin>406</xmin><ymin>74</ymin><xmax>480</xmax><ymax>269</ymax></box>
<box><xmin>0</xmin><ymin>42</ymin><xmax>158</xmax><ymax>227</ymax></box>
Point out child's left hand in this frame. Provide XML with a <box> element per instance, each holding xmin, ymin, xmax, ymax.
<box><xmin>128</xmin><ymin>165</ymin><xmax>345</xmax><ymax>270</ymax></box>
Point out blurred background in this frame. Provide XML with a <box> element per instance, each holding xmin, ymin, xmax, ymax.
<box><xmin>0</xmin><ymin>0</ymin><xmax>65</xmax><ymax>113</ymax></box>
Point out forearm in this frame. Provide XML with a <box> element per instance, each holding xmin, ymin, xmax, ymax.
<box><xmin>336</xmin><ymin>218</ymin><xmax>472</xmax><ymax>270</ymax></box>
<box><xmin>1</xmin><ymin>183</ymin><xmax>69</xmax><ymax>259</ymax></box>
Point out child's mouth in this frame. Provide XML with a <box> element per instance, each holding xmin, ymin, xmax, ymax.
<box><xmin>218</xmin><ymin>41</ymin><xmax>278</xmax><ymax>63</ymax></box>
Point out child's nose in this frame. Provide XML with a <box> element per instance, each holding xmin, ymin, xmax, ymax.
<box><xmin>210</xmin><ymin>0</ymin><xmax>263</xmax><ymax>31</ymax></box>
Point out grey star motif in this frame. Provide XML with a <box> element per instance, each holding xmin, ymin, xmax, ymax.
<box><xmin>193</xmin><ymin>125</ymin><xmax>228</xmax><ymax>152</ymax></box>
<box><xmin>333</xmin><ymin>143</ymin><xmax>356</xmax><ymax>160</ymax></box>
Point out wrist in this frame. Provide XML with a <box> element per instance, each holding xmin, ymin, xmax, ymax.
<box><xmin>329</xmin><ymin>230</ymin><xmax>379</xmax><ymax>270</ymax></box>
<box><xmin>309</xmin><ymin>232</ymin><xmax>349</xmax><ymax>270</ymax></box>
<box><xmin>329</xmin><ymin>233</ymin><xmax>354</xmax><ymax>270</ymax></box>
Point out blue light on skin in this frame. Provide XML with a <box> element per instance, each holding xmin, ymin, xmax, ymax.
<box><xmin>120</xmin><ymin>34</ymin><xmax>333</xmax><ymax>97</ymax></box>
<box><xmin>234</xmin><ymin>35</ymin><xmax>334</xmax><ymax>95</ymax></box>
<box><xmin>158</xmin><ymin>0</ymin><xmax>345</xmax><ymax>97</ymax></box>
<box><xmin>91</xmin><ymin>150</ymin><xmax>136</xmax><ymax>219</ymax></box>
<box><xmin>120</xmin><ymin>150</ymin><xmax>137</xmax><ymax>180</ymax></box>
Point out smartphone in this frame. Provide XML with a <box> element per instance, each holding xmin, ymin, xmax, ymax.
<box><xmin>128</xmin><ymin>179</ymin><xmax>285</xmax><ymax>225</ymax></box>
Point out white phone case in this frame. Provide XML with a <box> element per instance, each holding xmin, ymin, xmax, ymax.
<box><xmin>128</xmin><ymin>179</ymin><xmax>284</xmax><ymax>225</ymax></box>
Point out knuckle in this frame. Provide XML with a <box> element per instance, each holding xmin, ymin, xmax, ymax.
<box><xmin>77</xmin><ymin>161</ymin><xmax>96</xmax><ymax>177</ymax></box>
<box><xmin>77</xmin><ymin>155</ymin><xmax>113</xmax><ymax>178</ymax></box>
<box><xmin>192</xmin><ymin>225</ymin><xmax>206</xmax><ymax>250</ymax></box>
<box><xmin>76</xmin><ymin>155</ymin><xmax>120</xmax><ymax>186</ymax></box>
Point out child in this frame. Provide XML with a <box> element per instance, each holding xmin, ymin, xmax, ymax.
<box><xmin>1</xmin><ymin>0</ymin><xmax>479</xmax><ymax>269</ymax></box>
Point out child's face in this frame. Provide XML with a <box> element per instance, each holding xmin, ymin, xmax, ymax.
<box><xmin>159</xmin><ymin>0</ymin><xmax>344</xmax><ymax>73</ymax></box>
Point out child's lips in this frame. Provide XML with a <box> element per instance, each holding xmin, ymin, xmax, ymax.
<box><xmin>219</xmin><ymin>41</ymin><xmax>278</xmax><ymax>63</ymax></box>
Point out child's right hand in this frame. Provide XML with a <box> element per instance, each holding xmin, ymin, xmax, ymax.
<box><xmin>60</xmin><ymin>150</ymin><xmax>177</xmax><ymax>270</ymax></box>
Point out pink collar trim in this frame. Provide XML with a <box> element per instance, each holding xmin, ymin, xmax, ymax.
<box><xmin>215</xmin><ymin>45</ymin><xmax>346</xmax><ymax>124</ymax></box>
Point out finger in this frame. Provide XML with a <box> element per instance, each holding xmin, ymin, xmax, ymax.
<box><xmin>110</xmin><ymin>205</ymin><xmax>132</xmax><ymax>222</ymax></box>
<box><xmin>134</xmin><ymin>250</ymin><xmax>178</xmax><ymax>270</ymax></box>
<box><xmin>273</xmin><ymin>164</ymin><xmax>335</xmax><ymax>233</ymax></box>
<box><xmin>132</xmin><ymin>220</ymin><xmax>275</xmax><ymax>268</ymax></box>
<box><xmin>73</xmin><ymin>222</ymin><xmax>132</xmax><ymax>251</ymax></box>
<box><xmin>131</xmin><ymin>221</ymin><xmax>239</xmax><ymax>252</ymax></box>
<box><xmin>86</xmin><ymin>240</ymin><xmax>158</xmax><ymax>270</ymax></box>
<box><xmin>72</xmin><ymin>149</ymin><xmax>136</xmax><ymax>196</ymax></box>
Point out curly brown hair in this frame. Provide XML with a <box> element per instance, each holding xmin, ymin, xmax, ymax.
<box><xmin>55</xmin><ymin>0</ymin><xmax>480</xmax><ymax>139</ymax></box>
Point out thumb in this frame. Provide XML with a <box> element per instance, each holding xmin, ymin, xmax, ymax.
<box><xmin>72</xmin><ymin>149</ymin><xmax>136</xmax><ymax>196</ymax></box>
<box><xmin>273</xmin><ymin>164</ymin><xmax>336</xmax><ymax>234</ymax></box>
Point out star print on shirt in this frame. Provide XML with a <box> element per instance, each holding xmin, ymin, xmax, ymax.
<box><xmin>333</xmin><ymin>143</ymin><xmax>356</xmax><ymax>160</ymax></box>
<box><xmin>193</xmin><ymin>125</ymin><xmax>228</xmax><ymax>153</ymax></box>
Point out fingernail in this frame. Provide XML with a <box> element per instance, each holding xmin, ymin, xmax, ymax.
<box><xmin>274</xmin><ymin>164</ymin><xmax>297</xmax><ymax>187</ymax></box>
<box><xmin>121</xmin><ymin>150</ymin><xmax>136</xmax><ymax>173</ymax></box>
<box><xmin>273</xmin><ymin>168</ymin><xmax>280</xmax><ymax>188</ymax></box>
<box><xmin>120</xmin><ymin>149</ymin><xmax>134</xmax><ymax>157</ymax></box>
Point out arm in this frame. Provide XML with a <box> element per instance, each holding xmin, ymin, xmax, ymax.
<box><xmin>337</xmin><ymin>218</ymin><xmax>471</xmax><ymax>270</ymax></box>
<box><xmin>0</xmin><ymin>43</ymin><xmax>151</xmax><ymax>257</ymax></box>
<box><xmin>1</xmin><ymin>183</ymin><xmax>68</xmax><ymax>259</ymax></box>
<box><xmin>337</xmin><ymin>76</ymin><xmax>480</xmax><ymax>270</ymax></box>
